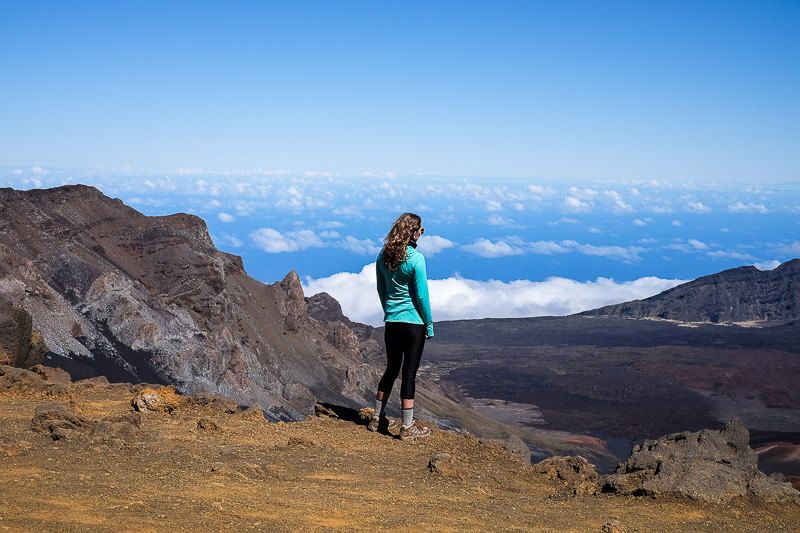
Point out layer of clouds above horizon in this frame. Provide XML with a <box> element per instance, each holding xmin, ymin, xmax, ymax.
<box><xmin>3</xmin><ymin>168</ymin><xmax>799</xmax><ymax>325</ymax></box>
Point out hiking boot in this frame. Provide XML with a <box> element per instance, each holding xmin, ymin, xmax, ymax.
<box><xmin>399</xmin><ymin>420</ymin><xmax>431</xmax><ymax>441</ymax></box>
<box><xmin>367</xmin><ymin>415</ymin><xmax>400</xmax><ymax>433</ymax></box>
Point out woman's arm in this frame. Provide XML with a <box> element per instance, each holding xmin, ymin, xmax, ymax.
<box><xmin>375</xmin><ymin>255</ymin><xmax>387</xmax><ymax>312</ymax></box>
<box><xmin>412</xmin><ymin>254</ymin><xmax>434</xmax><ymax>338</ymax></box>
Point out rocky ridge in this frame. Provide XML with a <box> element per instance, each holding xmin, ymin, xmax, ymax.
<box><xmin>578</xmin><ymin>258</ymin><xmax>800</xmax><ymax>325</ymax></box>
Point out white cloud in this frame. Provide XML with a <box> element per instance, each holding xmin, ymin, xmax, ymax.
<box><xmin>250</xmin><ymin>228</ymin><xmax>325</xmax><ymax>253</ymax></box>
<box><xmin>632</xmin><ymin>218</ymin><xmax>648</xmax><ymax>226</ymax></box>
<box><xmin>754</xmin><ymin>259</ymin><xmax>781</xmax><ymax>270</ymax></box>
<box><xmin>686</xmin><ymin>201</ymin><xmax>712</xmax><ymax>213</ymax></box>
<box><xmin>777</xmin><ymin>241</ymin><xmax>800</xmax><ymax>254</ymax></box>
<box><xmin>728</xmin><ymin>201</ymin><xmax>768</xmax><ymax>214</ymax></box>
<box><xmin>416</xmin><ymin>235</ymin><xmax>456</xmax><ymax>256</ymax></box>
<box><xmin>706</xmin><ymin>250</ymin><xmax>756</xmax><ymax>261</ymax></box>
<box><xmin>563</xmin><ymin>196</ymin><xmax>592</xmax><ymax>212</ymax></box>
<box><xmin>527</xmin><ymin>240</ymin><xmax>569</xmax><ymax>255</ymax></box>
<box><xmin>302</xmin><ymin>263</ymin><xmax>688</xmax><ymax>326</ymax></box>
<box><xmin>687</xmin><ymin>239</ymin><xmax>709</xmax><ymax>250</ymax></box>
<box><xmin>319</xmin><ymin>230</ymin><xmax>341</xmax><ymax>239</ymax></box>
<box><xmin>318</xmin><ymin>220</ymin><xmax>345</xmax><ymax>229</ymax></box>
<box><xmin>559</xmin><ymin>240</ymin><xmax>645</xmax><ymax>263</ymax></box>
<box><xmin>461</xmin><ymin>238</ymin><xmax>524</xmax><ymax>258</ymax></box>
<box><xmin>545</xmin><ymin>217</ymin><xmax>579</xmax><ymax>226</ymax></box>
<box><xmin>338</xmin><ymin>236</ymin><xmax>382</xmax><ymax>255</ymax></box>
<box><xmin>672</xmin><ymin>219</ymin><xmax>682</xmax><ymax>226</ymax></box>
<box><xmin>487</xmin><ymin>215</ymin><xmax>520</xmax><ymax>227</ymax></box>
<box><xmin>217</xmin><ymin>212</ymin><xmax>234</xmax><ymax>222</ymax></box>
<box><xmin>605</xmin><ymin>189</ymin><xmax>634</xmax><ymax>213</ymax></box>
<box><xmin>485</xmin><ymin>200</ymin><xmax>503</xmax><ymax>212</ymax></box>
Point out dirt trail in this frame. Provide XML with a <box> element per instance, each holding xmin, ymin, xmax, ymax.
<box><xmin>0</xmin><ymin>380</ymin><xmax>798</xmax><ymax>532</ymax></box>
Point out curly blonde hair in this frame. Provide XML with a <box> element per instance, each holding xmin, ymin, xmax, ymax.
<box><xmin>382</xmin><ymin>212</ymin><xmax>422</xmax><ymax>271</ymax></box>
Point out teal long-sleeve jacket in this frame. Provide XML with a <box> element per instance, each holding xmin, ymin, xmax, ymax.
<box><xmin>375</xmin><ymin>244</ymin><xmax>434</xmax><ymax>338</ymax></box>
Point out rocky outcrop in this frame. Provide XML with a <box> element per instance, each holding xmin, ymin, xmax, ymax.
<box><xmin>0</xmin><ymin>300</ymin><xmax>48</xmax><ymax>368</ymax></box>
<box><xmin>132</xmin><ymin>386</ymin><xmax>184</xmax><ymax>414</ymax></box>
<box><xmin>578</xmin><ymin>258</ymin><xmax>800</xmax><ymax>325</ymax></box>
<box><xmin>533</xmin><ymin>455</ymin><xmax>600</xmax><ymax>496</ymax></box>
<box><xmin>602</xmin><ymin>418</ymin><xmax>800</xmax><ymax>503</ymax></box>
<box><xmin>0</xmin><ymin>185</ymin><xmax>372</xmax><ymax>420</ymax></box>
<box><xmin>305</xmin><ymin>291</ymin><xmax>380</xmax><ymax>360</ymax></box>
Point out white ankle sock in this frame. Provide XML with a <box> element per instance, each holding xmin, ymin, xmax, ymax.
<box><xmin>402</xmin><ymin>408</ymin><xmax>413</xmax><ymax>427</ymax></box>
<box><xmin>374</xmin><ymin>398</ymin><xmax>384</xmax><ymax>418</ymax></box>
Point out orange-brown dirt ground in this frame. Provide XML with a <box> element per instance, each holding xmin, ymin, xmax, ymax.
<box><xmin>1</xmin><ymin>377</ymin><xmax>798</xmax><ymax>532</ymax></box>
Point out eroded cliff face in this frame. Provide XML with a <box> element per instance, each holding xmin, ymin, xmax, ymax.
<box><xmin>0</xmin><ymin>185</ymin><xmax>378</xmax><ymax>420</ymax></box>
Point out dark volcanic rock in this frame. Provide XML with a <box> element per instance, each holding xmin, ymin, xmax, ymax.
<box><xmin>0</xmin><ymin>365</ymin><xmax>47</xmax><ymax>391</ymax></box>
<box><xmin>0</xmin><ymin>185</ymin><xmax>375</xmax><ymax>420</ymax></box>
<box><xmin>31</xmin><ymin>402</ymin><xmax>95</xmax><ymax>440</ymax></box>
<box><xmin>579</xmin><ymin>258</ymin><xmax>800</xmax><ymax>325</ymax></box>
<box><xmin>0</xmin><ymin>301</ymin><xmax>48</xmax><ymax>368</ymax></box>
<box><xmin>602</xmin><ymin>418</ymin><xmax>800</xmax><ymax>503</ymax></box>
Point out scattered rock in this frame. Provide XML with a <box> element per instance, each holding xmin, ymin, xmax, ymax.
<box><xmin>74</xmin><ymin>375</ymin><xmax>110</xmax><ymax>388</ymax></box>
<box><xmin>428</xmin><ymin>453</ymin><xmax>452</xmax><ymax>476</ymax></box>
<box><xmin>358</xmin><ymin>407</ymin><xmax>374</xmax><ymax>422</ymax></box>
<box><xmin>287</xmin><ymin>436</ymin><xmax>314</xmax><ymax>447</ymax></box>
<box><xmin>31</xmin><ymin>402</ymin><xmax>95</xmax><ymax>440</ymax></box>
<box><xmin>131</xmin><ymin>386</ymin><xmax>183</xmax><ymax>414</ymax></box>
<box><xmin>31</xmin><ymin>364</ymin><xmax>73</xmax><ymax>386</ymax></box>
<box><xmin>0</xmin><ymin>365</ymin><xmax>46</xmax><ymax>391</ymax></box>
<box><xmin>238</xmin><ymin>406</ymin><xmax>266</xmax><ymax>421</ymax></box>
<box><xmin>0</xmin><ymin>436</ymin><xmax>31</xmax><ymax>457</ymax></box>
<box><xmin>314</xmin><ymin>402</ymin><xmax>339</xmax><ymax>419</ymax></box>
<box><xmin>185</xmin><ymin>393</ymin><xmax>239</xmax><ymax>414</ymax></box>
<box><xmin>533</xmin><ymin>455</ymin><xmax>599</xmax><ymax>496</ymax></box>
<box><xmin>197</xmin><ymin>418</ymin><xmax>221</xmax><ymax>431</ymax></box>
<box><xmin>600</xmin><ymin>519</ymin><xmax>626</xmax><ymax>533</ymax></box>
<box><xmin>601</xmin><ymin>417</ymin><xmax>800</xmax><ymax>503</ymax></box>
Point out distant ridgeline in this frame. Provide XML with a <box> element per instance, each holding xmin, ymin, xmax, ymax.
<box><xmin>578</xmin><ymin>258</ymin><xmax>800</xmax><ymax>326</ymax></box>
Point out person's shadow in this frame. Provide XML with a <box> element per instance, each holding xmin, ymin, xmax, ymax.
<box><xmin>314</xmin><ymin>402</ymin><xmax>368</xmax><ymax>425</ymax></box>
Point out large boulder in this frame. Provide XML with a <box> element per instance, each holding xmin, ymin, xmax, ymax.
<box><xmin>602</xmin><ymin>417</ymin><xmax>800</xmax><ymax>503</ymax></box>
<box><xmin>533</xmin><ymin>455</ymin><xmax>600</xmax><ymax>496</ymax></box>
<box><xmin>0</xmin><ymin>301</ymin><xmax>48</xmax><ymax>368</ymax></box>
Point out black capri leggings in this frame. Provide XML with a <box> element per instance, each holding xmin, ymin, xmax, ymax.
<box><xmin>377</xmin><ymin>321</ymin><xmax>426</xmax><ymax>400</ymax></box>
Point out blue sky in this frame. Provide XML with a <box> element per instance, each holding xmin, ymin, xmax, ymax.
<box><xmin>1</xmin><ymin>1</ymin><xmax>799</xmax><ymax>181</ymax></box>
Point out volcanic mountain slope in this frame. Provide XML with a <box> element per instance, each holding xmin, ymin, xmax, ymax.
<box><xmin>0</xmin><ymin>184</ymin><xmax>381</xmax><ymax>420</ymax></box>
<box><xmin>577</xmin><ymin>258</ymin><xmax>800</xmax><ymax>325</ymax></box>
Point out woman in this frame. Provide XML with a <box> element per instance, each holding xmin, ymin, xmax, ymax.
<box><xmin>369</xmin><ymin>212</ymin><xmax>434</xmax><ymax>441</ymax></box>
